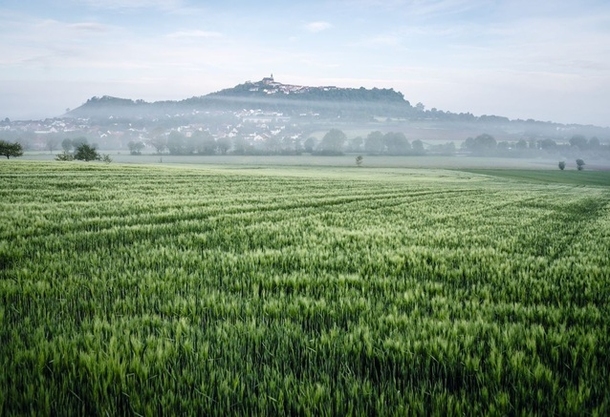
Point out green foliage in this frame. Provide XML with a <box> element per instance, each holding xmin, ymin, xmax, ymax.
<box><xmin>576</xmin><ymin>159</ymin><xmax>586</xmax><ymax>171</ymax></box>
<box><xmin>127</xmin><ymin>140</ymin><xmax>145</xmax><ymax>155</ymax></box>
<box><xmin>216</xmin><ymin>137</ymin><xmax>231</xmax><ymax>155</ymax></box>
<box><xmin>355</xmin><ymin>155</ymin><xmax>363</xmax><ymax>167</ymax></box>
<box><xmin>167</xmin><ymin>131</ymin><xmax>193</xmax><ymax>155</ymax></box>
<box><xmin>570</xmin><ymin>135</ymin><xmax>588</xmax><ymax>150</ymax></box>
<box><xmin>559</xmin><ymin>161</ymin><xmax>566</xmax><ymax>171</ymax></box>
<box><xmin>73</xmin><ymin>143</ymin><xmax>101</xmax><ymax>161</ymax></box>
<box><xmin>365</xmin><ymin>131</ymin><xmax>385</xmax><ymax>154</ymax></box>
<box><xmin>1</xmin><ymin>163</ymin><xmax>609</xmax><ymax>415</ymax></box>
<box><xmin>61</xmin><ymin>138</ymin><xmax>73</xmax><ymax>152</ymax></box>
<box><xmin>383</xmin><ymin>132</ymin><xmax>410</xmax><ymax>155</ymax></box>
<box><xmin>539</xmin><ymin>138</ymin><xmax>557</xmax><ymax>150</ymax></box>
<box><xmin>190</xmin><ymin>130</ymin><xmax>216</xmax><ymax>155</ymax></box>
<box><xmin>463</xmin><ymin>134</ymin><xmax>497</xmax><ymax>155</ymax></box>
<box><xmin>303</xmin><ymin>137</ymin><xmax>316</xmax><ymax>153</ymax></box>
<box><xmin>55</xmin><ymin>151</ymin><xmax>74</xmax><ymax>161</ymax></box>
<box><xmin>71</xmin><ymin>136</ymin><xmax>89</xmax><ymax>149</ymax></box>
<box><xmin>0</xmin><ymin>140</ymin><xmax>23</xmax><ymax>159</ymax></box>
<box><xmin>317</xmin><ymin>129</ymin><xmax>346</xmax><ymax>154</ymax></box>
<box><xmin>411</xmin><ymin>139</ymin><xmax>425</xmax><ymax>155</ymax></box>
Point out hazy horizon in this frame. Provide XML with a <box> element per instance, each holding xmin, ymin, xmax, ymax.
<box><xmin>1</xmin><ymin>0</ymin><xmax>609</xmax><ymax>127</ymax></box>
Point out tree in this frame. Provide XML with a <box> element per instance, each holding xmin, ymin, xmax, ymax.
<box><xmin>74</xmin><ymin>143</ymin><xmax>101</xmax><ymax>161</ymax></box>
<box><xmin>149</xmin><ymin>137</ymin><xmax>167</xmax><ymax>154</ymax></box>
<box><xmin>46</xmin><ymin>137</ymin><xmax>60</xmax><ymax>153</ymax></box>
<box><xmin>411</xmin><ymin>140</ymin><xmax>425</xmax><ymax>155</ymax></box>
<box><xmin>127</xmin><ymin>141</ymin><xmax>145</xmax><ymax>155</ymax></box>
<box><xmin>365</xmin><ymin>131</ymin><xmax>385</xmax><ymax>155</ymax></box>
<box><xmin>167</xmin><ymin>131</ymin><xmax>189</xmax><ymax>155</ymax></box>
<box><xmin>265</xmin><ymin>137</ymin><xmax>282</xmax><ymax>154</ymax></box>
<box><xmin>355</xmin><ymin>155</ymin><xmax>363</xmax><ymax>167</ymax></box>
<box><xmin>55</xmin><ymin>152</ymin><xmax>74</xmax><ymax>161</ymax></box>
<box><xmin>466</xmin><ymin>134</ymin><xmax>496</xmax><ymax>154</ymax></box>
<box><xmin>348</xmin><ymin>136</ymin><xmax>364</xmax><ymax>152</ymax></box>
<box><xmin>149</xmin><ymin>127</ymin><xmax>167</xmax><ymax>154</ymax></box>
<box><xmin>61</xmin><ymin>138</ymin><xmax>73</xmax><ymax>152</ymax></box>
<box><xmin>231</xmin><ymin>136</ymin><xmax>250</xmax><ymax>155</ymax></box>
<box><xmin>303</xmin><ymin>137</ymin><xmax>316</xmax><ymax>153</ymax></box>
<box><xmin>0</xmin><ymin>140</ymin><xmax>23</xmax><ymax>159</ymax></box>
<box><xmin>190</xmin><ymin>130</ymin><xmax>216</xmax><ymax>155</ymax></box>
<box><xmin>558</xmin><ymin>161</ymin><xmax>566</xmax><ymax>171</ymax></box>
<box><xmin>539</xmin><ymin>138</ymin><xmax>557</xmax><ymax>150</ymax></box>
<box><xmin>569</xmin><ymin>135</ymin><xmax>588</xmax><ymax>150</ymax></box>
<box><xmin>384</xmin><ymin>132</ymin><xmax>410</xmax><ymax>155</ymax></box>
<box><xmin>576</xmin><ymin>159</ymin><xmax>585</xmax><ymax>171</ymax></box>
<box><xmin>216</xmin><ymin>137</ymin><xmax>231</xmax><ymax>155</ymax></box>
<box><xmin>588</xmin><ymin>137</ymin><xmax>601</xmax><ymax>150</ymax></box>
<box><xmin>200</xmin><ymin>136</ymin><xmax>218</xmax><ymax>155</ymax></box>
<box><xmin>317</xmin><ymin>129</ymin><xmax>346</xmax><ymax>154</ymax></box>
<box><xmin>71</xmin><ymin>137</ymin><xmax>88</xmax><ymax>149</ymax></box>
<box><xmin>515</xmin><ymin>139</ymin><xmax>528</xmax><ymax>150</ymax></box>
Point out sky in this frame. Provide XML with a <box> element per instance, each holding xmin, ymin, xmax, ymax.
<box><xmin>1</xmin><ymin>0</ymin><xmax>609</xmax><ymax>127</ymax></box>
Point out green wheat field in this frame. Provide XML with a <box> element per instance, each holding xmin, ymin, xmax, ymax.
<box><xmin>1</xmin><ymin>161</ymin><xmax>609</xmax><ymax>416</ymax></box>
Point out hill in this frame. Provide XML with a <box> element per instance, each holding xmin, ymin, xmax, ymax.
<box><xmin>65</xmin><ymin>76</ymin><xmax>610</xmax><ymax>142</ymax></box>
<box><xmin>68</xmin><ymin>75</ymin><xmax>414</xmax><ymax>120</ymax></box>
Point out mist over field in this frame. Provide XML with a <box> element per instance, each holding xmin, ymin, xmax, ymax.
<box><xmin>3</xmin><ymin>75</ymin><xmax>610</xmax><ymax>171</ymax></box>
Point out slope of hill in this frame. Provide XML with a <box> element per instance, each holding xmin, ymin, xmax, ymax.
<box><xmin>68</xmin><ymin>75</ymin><xmax>413</xmax><ymax>119</ymax></box>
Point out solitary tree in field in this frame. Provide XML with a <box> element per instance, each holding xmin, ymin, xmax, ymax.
<box><xmin>0</xmin><ymin>140</ymin><xmax>23</xmax><ymax>159</ymax></box>
<box><xmin>558</xmin><ymin>161</ymin><xmax>566</xmax><ymax>171</ymax></box>
<box><xmin>74</xmin><ymin>143</ymin><xmax>101</xmax><ymax>161</ymax></box>
<box><xmin>576</xmin><ymin>159</ymin><xmax>585</xmax><ymax>171</ymax></box>
<box><xmin>356</xmin><ymin>155</ymin><xmax>363</xmax><ymax>167</ymax></box>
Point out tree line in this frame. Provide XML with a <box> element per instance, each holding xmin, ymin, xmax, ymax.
<box><xmin>125</xmin><ymin>129</ymin><xmax>432</xmax><ymax>157</ymax></box>
<box><xmin>461</xmin><ymin>133</ymin><xmax>607</xmax><ymax>157</ymax></box>
<box><xmin>55</xmin><ymin>137</ymin><xmax>111</xmax><ymax>162</ymax></box>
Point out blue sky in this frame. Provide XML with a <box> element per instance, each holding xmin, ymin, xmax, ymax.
<box><xmin>1</xmin><ymin>0</ymin><xmax>609</xmax><ymax>126</ymax></box>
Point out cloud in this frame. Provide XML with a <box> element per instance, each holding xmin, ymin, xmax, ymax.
<box><xmin>304</xmin><ymin>21</ymin><xmax>333</xmax><ymax>33</ymax></box>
